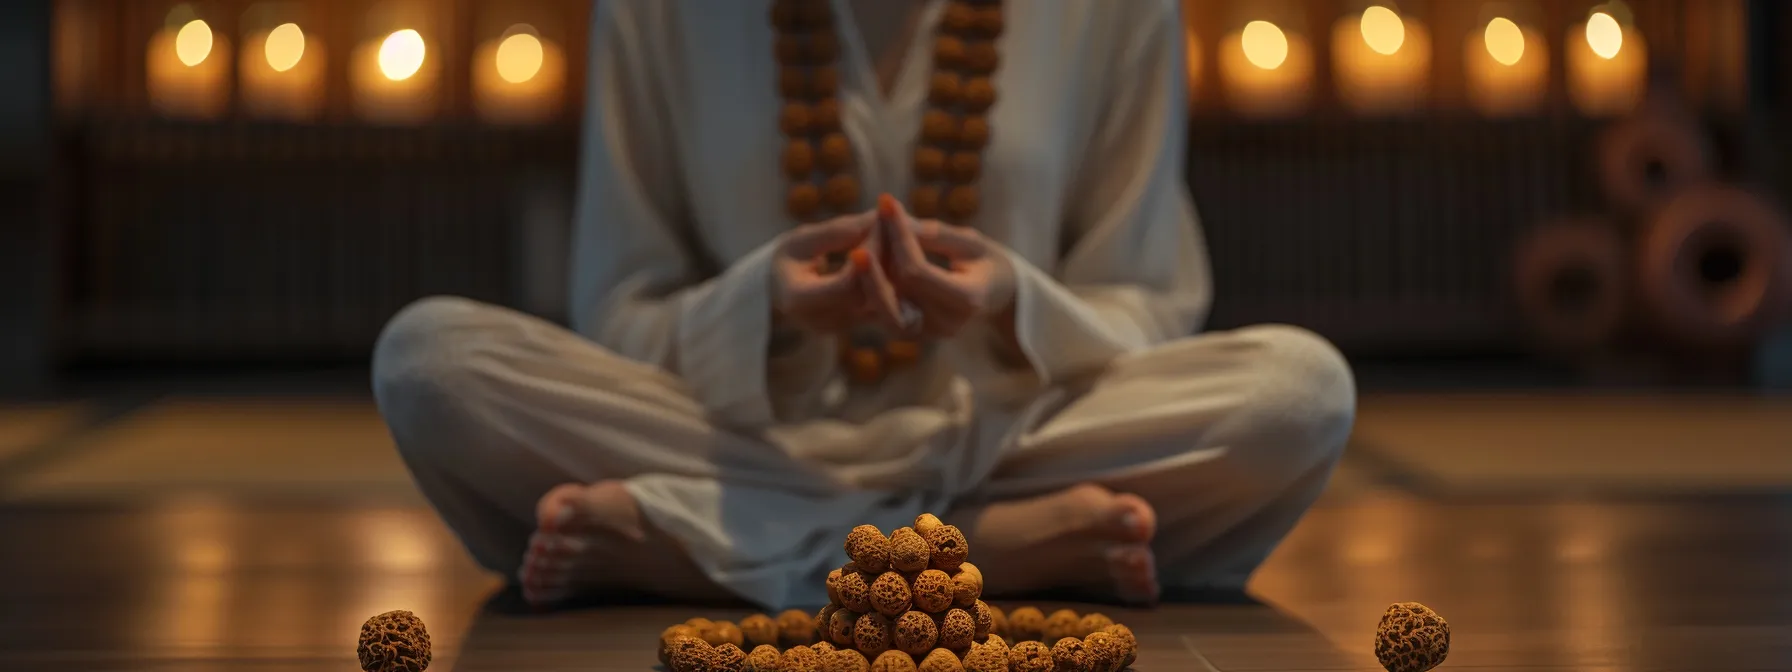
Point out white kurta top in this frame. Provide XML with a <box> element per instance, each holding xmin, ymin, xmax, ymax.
<box><xmin>568</xmin><ymin>0</ymin><xmax>1213</xmax><ymax>606</ymax></box>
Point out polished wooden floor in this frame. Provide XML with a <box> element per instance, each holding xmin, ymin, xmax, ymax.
<box><xmin>3</xmin><ymin>392</ymin><xmax>1792</xmax><ymax>670</ymax></box>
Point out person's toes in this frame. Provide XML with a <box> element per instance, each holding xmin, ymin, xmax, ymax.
<box><xmin>522</xmin><ymin>541</ymin><xmax>589</xmax><ymax>603</ymax></box>
<box><xmin>535</xmin><ymin>483</ymin><xmax>585</xmax><ymax>534</ymax></box>
<box><xmin>519</xmin><ymin>529</ymin><xmax>592</xmax><ymax>601</ymax></box>
<box><xmin>519</xmin><ymin>481</ymin><xmax>651</xmax><ymax>609</ymax></box>
<box><xmin>519</xmin><ymin>560</ymin><xmax>562</xmax><ymax>605</ymax></box>
<box><xmin>518</xmin><ymin>537</ymin><xmax>548</xmax><ymax>582</ymax></box>
<box><xmin>518</xmin><ymin>538</ymin><xmax>557</xmax><ymax>594</ymax></box>
<box><xmin>1105</xmin><ymin>544</ymin><xmax>1160</xmax><ymax>605</ymax></box>
<box><xmin>1109</xmin><ymin>493</ymin><xmax>1157</xmax><ymax>543</ymax></box>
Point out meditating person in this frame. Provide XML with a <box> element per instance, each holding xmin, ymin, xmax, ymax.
<box><xmin>372</xmin><ymin>0</ymin><xmax>1355</xmax><ymax>610</ymax></box>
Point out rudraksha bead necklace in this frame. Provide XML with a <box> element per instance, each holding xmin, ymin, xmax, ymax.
<box><xmin>771</xmin><ymin>0</ymin><xmax>1005</xmax><ymax>385</ymax></box>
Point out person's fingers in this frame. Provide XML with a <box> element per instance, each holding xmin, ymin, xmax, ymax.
<box><xmin>898</xmin><ymin>301</ymin><xmax>924</xmax><ymax>333</ymax></box>
<box><xmin>879</xmin><ymin>195</ymin><xmax>933</xmax><ymax>274</ymax></box>
<box><xmin>859</xmin><ymin>273</ymin><xmax>906</xmax><ymax>332</ymax></box>
<box><xmin>900</xmin><ymin>264</ymin><xmax>980</xmax><ymax>316</ymax></box>
<box><xmin>797</xmin><ymin>309</ymin><xmax>855</xmax><ymax>333</ymax></box>
<box><xmin>857</xmin><ymin>234</ymin><xmax>907</xmax><ymax>332</ymax></box>
<box><xmin>790</xmin><ymin>293</ymin><xmax>863</xmax><ymax>328</ymax></box>
<box><xmin>883</xmin><ymin>216</ymin><xmax>967</xmax><ymax>309</ymax></box>
<box><xmin>780</xmin><ymin>259</ymin><xmax>860</xmax><ymax>308</ymax></box>
<box><xmin>873</xmin><ymin>193</ymin><xmax>985</xmax><ymax>321</ymax></box>
<box><xmin>912</xmin><ymin>219</ymin><xmax>987</xmax><ymax>260</ymax></box>
<box><xmin>786</xmin><ymin>213</ymin><xmax>874</xmax><ymax>259</ymax></box>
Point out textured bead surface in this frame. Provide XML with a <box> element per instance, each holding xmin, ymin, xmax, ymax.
<box><xmin>945</xmin><ymin>186</ymin><xmax>979</xmax><ymax>221</ymax></box>
<box><xmin>783</xmin><ymin>140</ymin><xmax>816</xmax><ymax>178</ymax></box>
<box><xmin>909</xmin><ymin>186</ymin><xmax>943</xmax><ymax>219</ymax></box>
<box><xmin>963</xmin><ymin>41</ymin><xmax>1000</xmax><ymax>74</ymax></box>
<box><xmin>787</xmin><ymin>184</ymin><xmax>822</xmax><ymax>220</ymax></box>
<box><xmin>961</xmin><ymin>78</ymin><xmax>996</xmax><ymax>112</ymax></box>
<box><xmin>823</xmin><ymin>175</ymin><xmax>860</xmax><ymax>212</ymax></box>
<box><xmin>1374</xmin><ymin>602</ymin><xmax>1451</xmax><ymax>672</ymax></box>
<box><xmin>934</xmin><ymin>37</ymin><xmax>966</xmax><ymax>69</ymax></box>
<box><xmin>929</xmin><ymin>73</ymin><xmax>962</xmax><ymax>106</ymax></box>
<box><xmin>357</xmin><ymin>610</ymin><xmax>431</xmax><ymax>672</ymax></box>
<box><xmin>889</xmin><ymin>527</ymin><xmax>932</xmax><ymax>573</ymax></box>
<box><xmin>941</xmin><ymin>4</ymin><xmax>976</xmax><ymax>34</ymax></box>
<box><xmin>914</xmin><ymin>148</ymin><xmax>947</xmax><ymax>181</ymax></box>
<box><xmin>894</xmin><ymin>610</ymin><xmax>940</xmax><ymax>655</ymax></box>
<box><xmin>922</xmin><ymin>112</ymin><xmax>959</xmax><ymax>144</ymax></box>
<box><xmin>781</xmin><ymin>103</ymin><xmax>813</xmax><ymax>136</ymax></box>
<box><xmin>958</xmin><ymin>117</ymin><xmax>990</xmax><ymax>150</ymax></box>
<box><xmin>946</xmin><ymin>152</ymin><xmax>980</xmax><ymax>184</ymax></box>
<box><xmin>819</xmin><ymin>133</ymin><xmax>853</xmax><ymax>172</ymax></box>
<box><xmin>812</xmin><ymin>98</ymin><xmax>841</xmax><ymax>131</ymax></box>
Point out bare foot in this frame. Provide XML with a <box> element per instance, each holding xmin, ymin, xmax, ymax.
<box><xmin>950</xmin><ymin>483</ymin><xmax>1159</xmax><ymax>605</ymax></box>
<box><xmin>518</xmin><ymin>481</ymin><xmax>647</xmax><ymax>607</ymax></box>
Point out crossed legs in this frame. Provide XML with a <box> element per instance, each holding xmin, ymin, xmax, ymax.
<box><xmin>373</xmin><ymin>296</ymin><xmax>1354</xmax><ymax>607</ymax></box>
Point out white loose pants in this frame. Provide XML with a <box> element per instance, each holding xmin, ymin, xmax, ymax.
<box><xmin>372</xmin><ymin>296</ymin><xmax>1354</xmax><ymax>609</ymax></box>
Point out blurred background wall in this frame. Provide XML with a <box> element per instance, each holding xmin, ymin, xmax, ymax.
<box><xmin>4</xmin><ymin>0</ymin><xmax>1792</xmax><ymax>397</ymax></box>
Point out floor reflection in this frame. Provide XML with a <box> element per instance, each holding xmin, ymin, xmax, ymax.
<box><xmin>0</xmin><ymin>503</ymin><xmax>497</xmax><ymax>669</ymax></box>
<box><xmin>1249</xmin><ymin>497</ymin><xmax>1792</xmax><ymax>671</ymax></box>
<box><xmin>5</xmin><ymin>492</ymin><xmax>1792</xmax><ymax>669</ymax></box>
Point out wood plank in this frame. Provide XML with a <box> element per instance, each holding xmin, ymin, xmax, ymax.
<box><xmin>0</xmin><ymin>503</ymin><xmax>494</xmax><ymax>668</ymax></box>
<box><xmin>0</xmin><ymin>403</ymin><xmax>91</xmax><ymax>464</ymax></box>
<box><xmin>0</xmin><ymin>398</ymin><xmax>417</xmax><ymax>503</ymax></box>
<box><xmin>1351</xmin><ymin>393</ymin><xmax>1792</xmax><ymax>494</ymax></box>
<box><xmin>1251</xmin><ymin>496</ymin><xmax>1792</xmax><ymax>671</ymax></box>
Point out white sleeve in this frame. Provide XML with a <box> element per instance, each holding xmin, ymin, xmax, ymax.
<box><xmin>1003</xmin><ymin>0</ymin><xmax>1212</xmax><ymax>385</ymax></box>
<box><xmin>568</xmin><ymin>1</ymin><xmax>787</xmax><ymax>427</ymax></box>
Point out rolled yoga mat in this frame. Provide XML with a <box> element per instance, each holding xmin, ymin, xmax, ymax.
<box><xmin>1635</xmin><ymin>183</ymin><xmax>1792</xmax><ymax>348</ymax></box>
<box><xmin>1513</xmin><ymin>219</ymin><xmax>1629</xmax><ymax>352</ymax></box>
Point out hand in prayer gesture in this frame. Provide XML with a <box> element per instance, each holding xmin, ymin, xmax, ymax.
<box><xmin>876</xmin><ymin>194</ymin><xmax>1017</xmax><ymax>339</ymax></box>
<box><xmin>772</xmin><ymin>212</ymin><xmax>907</xmax><ymax>334</ymax></box>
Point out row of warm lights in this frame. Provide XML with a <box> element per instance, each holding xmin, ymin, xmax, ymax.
<box><xmin>152</xmin><ymin>18</ymin><xmax>563</xmax><ymax>123</ymax></box>
<box><xmin>1485</xmin><ymin>18</ymin><xmax>1525</xmax><ymax>66</ymax></box>
<box><xmin>183</xmin><ymin>10</ymin><xmax>1617</xmax><ymax>89</ymax></box>
<box><xmin>173</xmin><ymin>19</ymin><xmax>548</xmax><ymax>83</ymax></box>
<box><xmin>1234</xmin><ymin>10</ymin><xmax>1626</xmax><ymax>70</ymax></box>
<box><xmin>176</xmin><ymin>20</ymin><xmax>312</xmax><ymax>74</ymax></box>
<box><xmin>1204</xmin><ymin>4</ymin><xmax>1645</xmax><ymax>117</ymax></box>
<box><xmin>152</xmin><ymin>5</ymin><xmax>1641</xmax><ymax>122</ymax></box>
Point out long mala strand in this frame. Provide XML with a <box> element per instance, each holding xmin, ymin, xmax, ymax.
<box><xmin>771</xmin><ymin>0</ymin><xmax>1005</xmax><ymax>385</ymax></box>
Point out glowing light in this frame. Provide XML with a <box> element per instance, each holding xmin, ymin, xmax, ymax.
<box><xmin>174</xmin><ymin>20</ymin><xmax>213</xmax><ymax>67</ymax></box>
<box><xmin>378</xmin><ymin>29</ymin><xmax>426</xmax><ymax>81</ymax></box>
<box><xmin>1484</xmin><ymin>17</ymin><xmax>1525</xmax><ymax>66</ymax></box>
<box><xmin>1359</xmin><ymin>6</ymin><xmax>1405</xmax><ymax>56</ymax></box>
<box><xmin>1241</xmin><ymin>21</ymin><xmax>1289</xmax><ymax>70</ymax></box>
<box><xmin>495</xmin><ymin>31</ymin><xmax>544</xmax><ymax>84</ymax></box>
<box><xmin>264</xmin><ymin>23</ymin><xmax>305</xmax><ymax>72</ymax></box>
<box><xmin>1586</xmin><ymin>12</ymin><xmax>1623</xmax><ymax>60</ymax></box>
